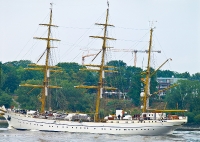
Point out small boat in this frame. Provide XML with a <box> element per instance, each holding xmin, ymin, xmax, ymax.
<box><xmin>1</xmin><ymin>3</ymin><xmax>187</xmax><ymax>135</ymax></box>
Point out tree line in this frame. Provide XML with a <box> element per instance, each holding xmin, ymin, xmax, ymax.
<box><xmin>0</xmin><ymin>60</ymin><xmax>200</xmax><ymax>124</ymax></box>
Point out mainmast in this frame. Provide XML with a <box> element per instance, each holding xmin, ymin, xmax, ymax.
<box><xmin>20</xmin><ymin>4</ymin><xmax>62</xmax><ymax>113</ymax></box>
<box><xmin>75</xmin><ymin>4</ymin><xmax>117</xmax><ymax>122</ymax></box>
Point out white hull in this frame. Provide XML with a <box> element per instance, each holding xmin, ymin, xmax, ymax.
<box><xmin>3</xmin><ymin>112</ymin><xmax>187</xmax><ymax>135</ymax></box>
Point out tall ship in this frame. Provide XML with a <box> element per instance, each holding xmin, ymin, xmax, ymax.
<box><xmin>1</xmin><ymin>4</ymin><xmax>187</xmax><ymax>135</ymax></box>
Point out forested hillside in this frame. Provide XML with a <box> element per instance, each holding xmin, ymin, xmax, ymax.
<box><xmin>0</xmin><ymin>60</ymin><xmax>200</xmax><ymax>124</ymax></box>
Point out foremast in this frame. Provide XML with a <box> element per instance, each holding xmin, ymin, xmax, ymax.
<box><xmin>20</xmin><ymin>4</ymin><xmax>62</xmax><ymax>113</ymax></box>
<box><xmin>75</xmin><ymin>5</ymin><xmax>117</xmax><ymax>122</ymax></box>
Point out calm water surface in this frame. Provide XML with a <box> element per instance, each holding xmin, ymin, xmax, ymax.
<box><xmin>0</xmin><ymin>123</ymin><xmax>200</xmax><ymax>142</ymax></box>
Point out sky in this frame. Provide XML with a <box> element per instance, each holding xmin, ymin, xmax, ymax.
<box><xmin>1</xmin><ymin>0</ymin><xmax>200</xmax><ymax>75</ymax></box>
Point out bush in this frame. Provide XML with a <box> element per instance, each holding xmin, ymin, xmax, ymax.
<box><xmin>194</xmin><ymin>114</ymin><xmax>200</xmax><ymax>124</ymax></box>
<box><xmin>0</xmin><ymin>93</ymin><xmax>12</xmax><ymax>108</ymax></box>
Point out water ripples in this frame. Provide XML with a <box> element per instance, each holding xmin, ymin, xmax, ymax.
<box><xmin>0</xmin><ymin>126</ymin><xmax>200</xmax><ymax>142</ymax></box>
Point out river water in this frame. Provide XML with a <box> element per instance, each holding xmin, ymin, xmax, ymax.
<box><xmin>0</xmin><ymin>123</ymin><xmax>200</xmax><ymax>142</ymax></box>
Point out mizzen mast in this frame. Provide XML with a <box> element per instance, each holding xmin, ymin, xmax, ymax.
<box><xmin>75</xmin><ymin>3</ymin><xmax>117</xmax><ymax>122</ymax></box>
<box><xmin>20</xmin><ymin>3</ymin><xmax>62</xmax><ymax>113</ymax></box>
<box><xmin>142</xmin><ymin>28</ymin><xmax>153</xmax><ymax>112</ymax></box>
<box><xmin>141</xmin><ymin>27</ymin><xmax>175</xmax><ymax>113</ymax></box>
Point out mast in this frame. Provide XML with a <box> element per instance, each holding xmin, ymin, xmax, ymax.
<box><xmin>94</xmin><ymin>7</ymin><xmax>113</xmax><ymax>122</ymax></box>
<box><xmin>75</xmin><ymin>3</ymin><xmax>117</xmax><ymax>122</ymax></box>
<box><xmin>141</xmin><ymin>28</ymin><xmax>153</xmax><ymax>113</ymax></box>
<box><xmin>20</xmin><ymin>3</ymin><xmax>62</xmax><ymax>113</ymax></box>
<box><xmin>140</xmin><ymin>26</ymin><xmax>188</xmax><ymax>113</ymax></box>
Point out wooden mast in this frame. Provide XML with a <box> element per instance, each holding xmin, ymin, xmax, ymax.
<box><xmin>20</xmin><ymin>3</ymin><xmax>62</xmax><ymax>113</ymax></box>
<box><xmin>75</xmin><ymin>4</ymin><xmax>117</xmax><ymax>122</ymax></box>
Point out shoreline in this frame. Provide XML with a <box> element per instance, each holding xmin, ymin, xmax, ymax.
<box><xmin>176</xmin><ymin>125</ymin><xmax>200</xmax><ymax>131</ymax></box>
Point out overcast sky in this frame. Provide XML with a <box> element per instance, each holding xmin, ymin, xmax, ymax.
<box><xmin>1</xmin><ymin>0</ymin><xmax>199</xmax><ymax>75</ymax></box>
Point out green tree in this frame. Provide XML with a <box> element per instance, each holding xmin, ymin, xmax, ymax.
<box><xmin>0</xmin><ymin>92</ymin><xmax>12</xmax><ymax>108</ymax></box>
<box><xmin>2</xmin><ymin>73</ymin><xmax>19</xmax><ymax>94</ymax></box>
<box><xmin>194</xmin><ymin>114</ymin><xmax>200</xmax><ymax>124</ymax></box>
<box><xmin>165</xmin><ymin>80</ymin><xmax>200</xmax><ymax>112</ymax></box>
<box><xmin>157</xmin><ymin>70</ymin><xmax>176</xmax><ymax>77</ymax></box>
<box><xmin>54</xmin><ymin>80</ymin><xmax>92</xmax><ymax>112</ymax></box>
<box><xmin>15</xmin><ymin>80</ymin><xmax>42</xmax><ymax>110</ymax></box>
<box><xmin>126</xmin><ymin>67</ymin><xmax>142</xmax><ymax>106</ymax></box>
<box><xmin>176</xmin><ymin>72</ymin><xmax>190</xmax><ymax>78</ymax></box>
<box><xmin>190</xmin><ymin>73</ymin><xmax>200</xmax><ymax>81</ymax></box>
